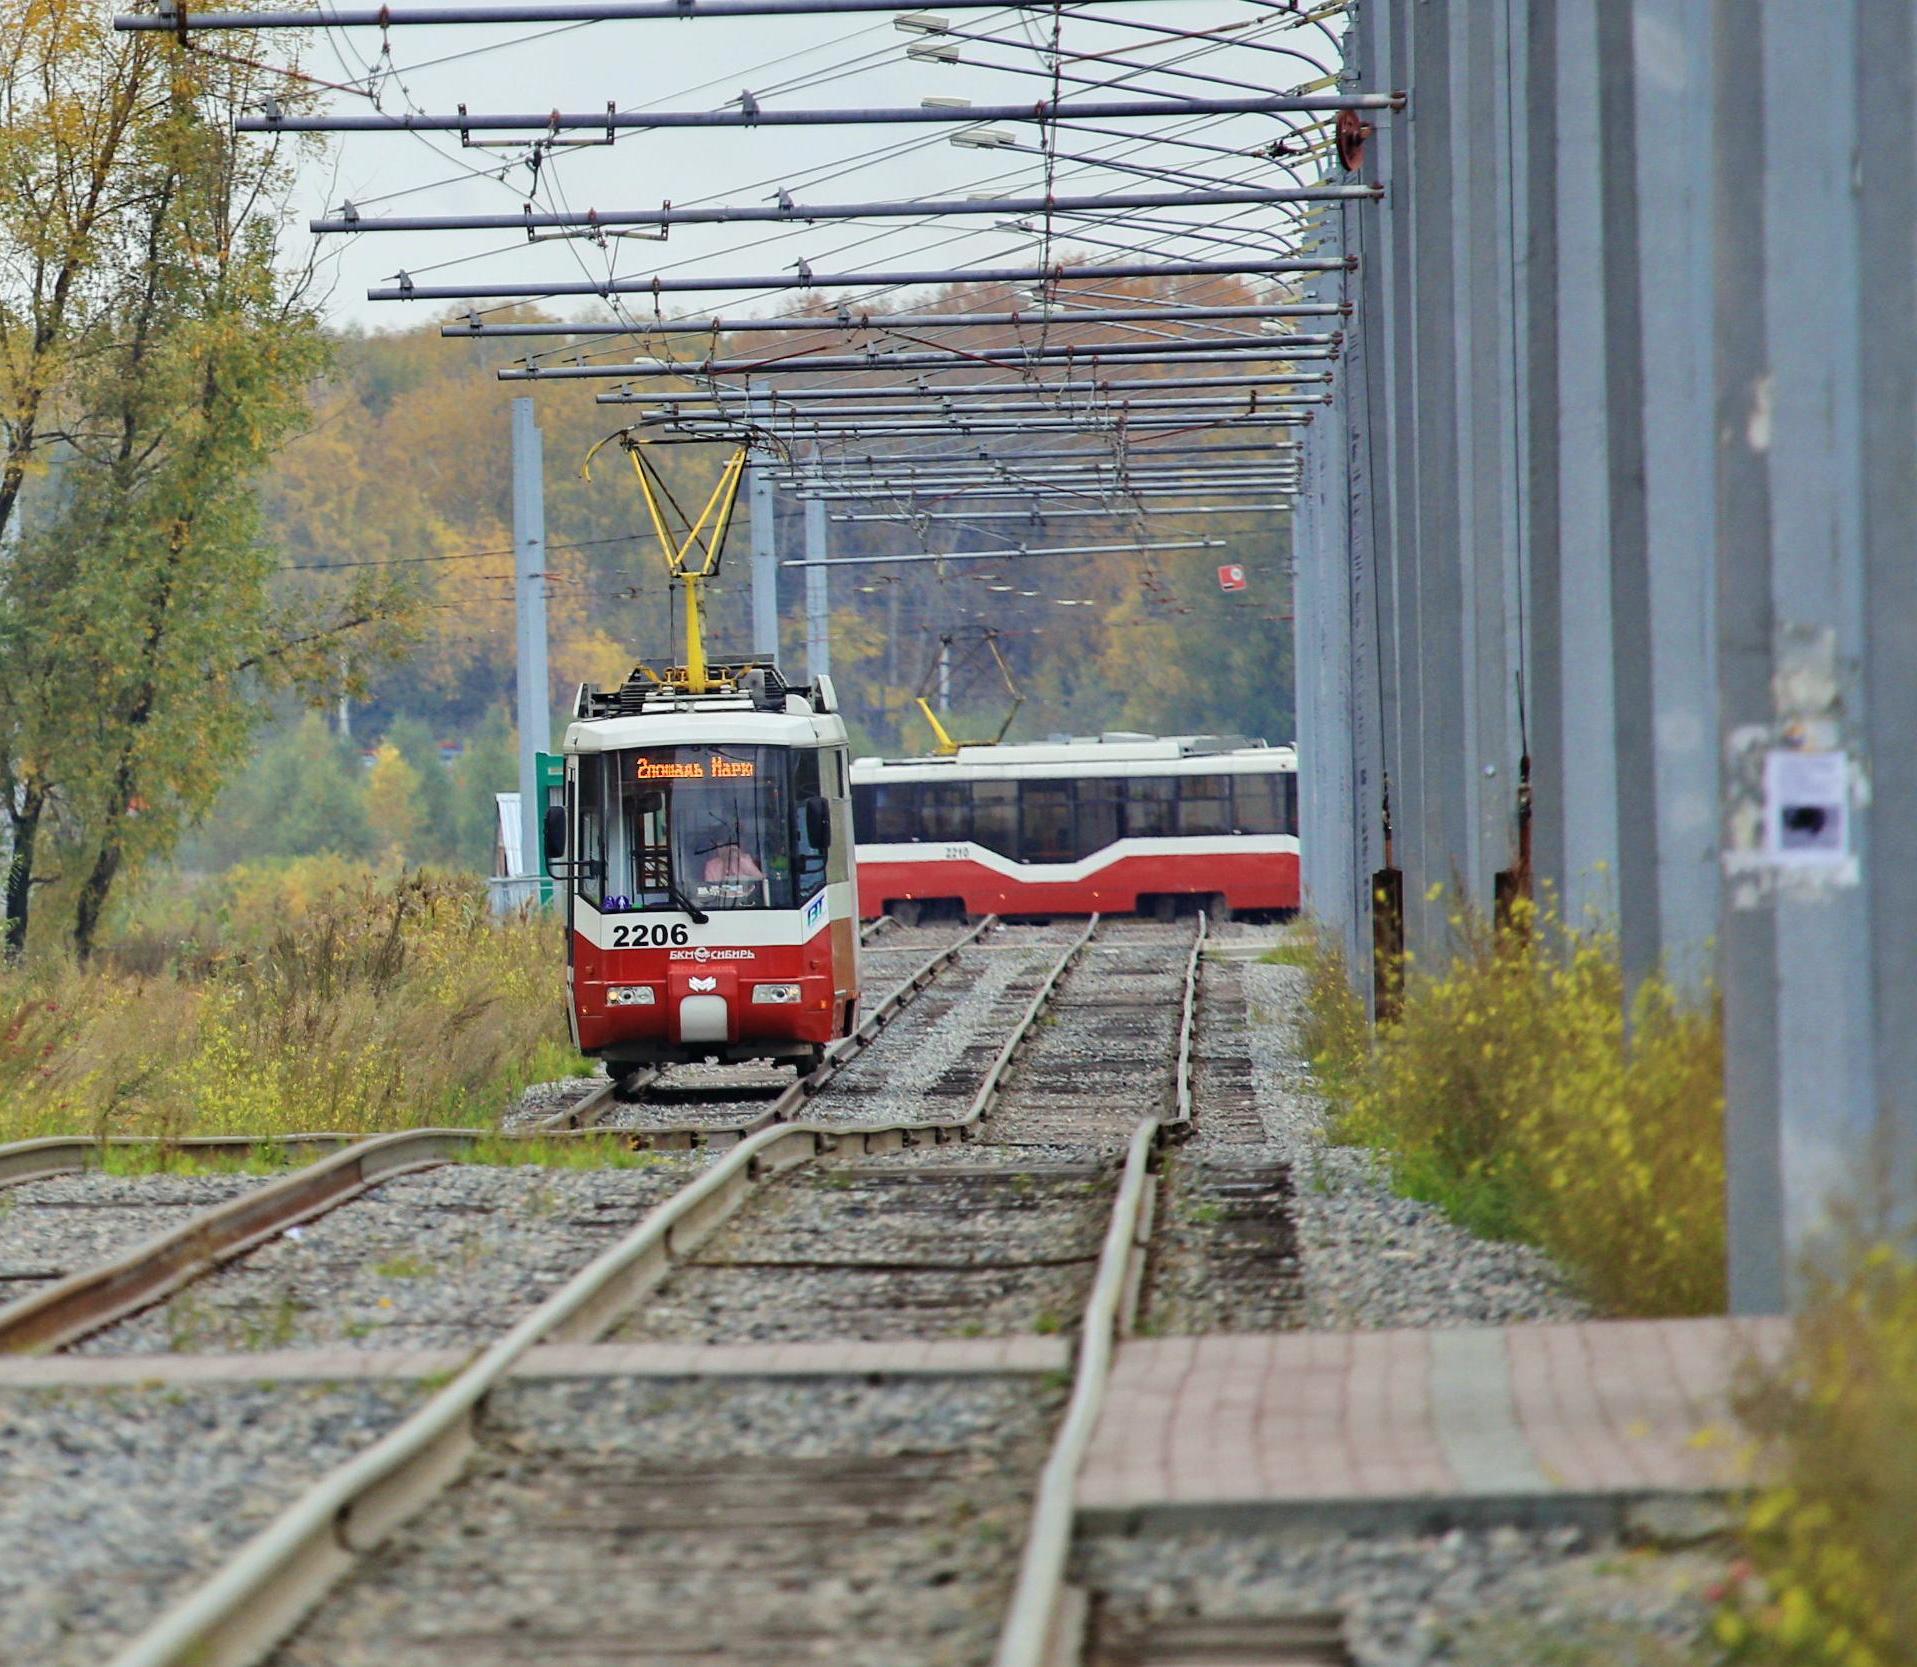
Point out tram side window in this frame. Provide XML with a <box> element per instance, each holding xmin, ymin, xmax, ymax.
<box><xmin>1178</xmin><ymin>774</ymin><xmax>1232</xmax><ymax>836</ymax></box>
<box><xmin>791</xmin><ymin>750</ymin><xmax>828</xmax><ymax>898</ymax></box>
<box><xmin>869</xmin><ymin>783</ymin><xmax>916</xmax><ymax>842</ymax></box>
<box><xmin>921</xmin><ymin>782</ymin><xmax>972</xmax><ymax>843</ymax></box>
<box><xmin>1231</xmin><ymin>773</ymin><xmax>1283</xmax><ymax>835</ymax></box>
<box><xmin>1123</xmin><ymin>776</ymin><xmax>1176</xmax><ymax>838</ymax></box>
<box><xmin>1020</xmin><ymin>781</ymin><xmax>1076</xmax><ymax>863</ymax></box>
<box><xmin>972</xmin><ymin>780</ymin><xmax>1017</xmax><ymax>857</ymax></box>
<box><xmin>577</xmin><ymin>753</ymin><xmax>669</xmax><ymax>911</ymax></box>
<box><xmin>1076</xmin><ymin>779</ymin><xmax>1121</xmax><ymax>854</ymax></box>
<box><xmin>1284</xmin><ymin>771</ymin><xmax>1299</xmax><ymax>834</ymax></box>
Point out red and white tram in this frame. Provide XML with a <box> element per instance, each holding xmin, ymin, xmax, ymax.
<box><xmin>850</xmin><ymin>733</ymin><xmax>1298</xmax><ymax>921</ymax></box>
<box><xmin>548</xmin><ymin>661</ymin><xmax>861</xmax><ymax>1076</ymax></box>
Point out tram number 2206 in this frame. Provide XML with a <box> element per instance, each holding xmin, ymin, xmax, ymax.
<box><xmin>608</xmin><ymin>922</ymin><xmax>692</xmax><ymax>948</ymax></box>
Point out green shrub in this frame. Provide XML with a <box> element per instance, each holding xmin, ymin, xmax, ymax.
<box><xmin>1297</xmin><ymin>901</ymin><xmax>1726</xmax><ymax>1317</ymax></box>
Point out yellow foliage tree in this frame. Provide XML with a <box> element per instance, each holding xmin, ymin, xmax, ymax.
<box><xmin>364</xmin><ymin>743</ymin><xmax>423</xmax><ymax>861</ymax></box>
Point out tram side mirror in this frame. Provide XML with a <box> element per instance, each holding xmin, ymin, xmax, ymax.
<box><xmin>543</xmin><ymin>802</ymin><xmax>567</xmax><ymax>861</ymax></box>
<box><xmin>801</xmin><ymin>794</ymin><xmax>830</xmax><ymax>850</ymax></box>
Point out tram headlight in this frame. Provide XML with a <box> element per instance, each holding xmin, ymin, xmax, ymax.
<box><xmin>751</xmin><ymin>983</ymin><xmax>803</xmax><ymax>1005</ymax></box>
<box><xmin>605</xmin><ymin>985</ymin><xmax>656</xmax><ymax>1007</ymax></box>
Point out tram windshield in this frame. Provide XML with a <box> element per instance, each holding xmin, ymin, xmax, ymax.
<box><xmin>576</xmin><ymin>745</ymin><xmax>828</xmax><ymax>914</ymax></box>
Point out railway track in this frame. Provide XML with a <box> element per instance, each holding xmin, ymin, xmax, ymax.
<box><xmin>0</xmin><ymin>918</ymin><xmax>989</xmax><ymax>1355</ymax></box>
<box><xmin>87</xmin><ymin>916</ymin><xmax>1210</xmax><ymax>1667</ymax></box>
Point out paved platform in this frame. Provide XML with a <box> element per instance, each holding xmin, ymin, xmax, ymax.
<box><xmin>1080</xmin><ymin>1318</ymin><xmax>1789</xmax><ymax>1534</ymax></box>
<box><xmin>0</xmin><ymin>1335</ymin><xmax>1071</xmax><ymax>1388</ymax></box>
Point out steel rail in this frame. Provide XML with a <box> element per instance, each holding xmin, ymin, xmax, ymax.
<box><xmin>371</xmin><ymin>255</ymin><xmax>1353</xmax><ymax>303</ymax></box>
<box><xmin>0</xmin><ymin>1128</ymin><xmax>483</xmax><ymax>1354</ymax></box>
<box><xmin>0</xmin><ymin>918</ymin><xmax>989</xmax><ymax>1352</ymax></box>
<box><xmin>105</xmin><ymin>1119</ymin><xmax>825</xmax><ymax>1667</ymax></box>
<box><xmin>0</xmin><ymin>1132</ymin><xmax>360</xmax><ymax>1192</ymax></box>
<box><xmin>315</xmin><ymin>184</ymin><xmax>1377</xmax><ymax>235</ymax></box>
<box><xmin>995</xmin><ymin>1115</ymin><xmax>1158</xmax><ymax>1667</ymax></box>
<box><xmin>992</xmin><ymin>910</ymin><xmax>1207</xmax><ymax>1667</ymax></box>
<box><xmin>108</xmin><ymin>914</ymin><xmax>1109</xmax><ymax>1667</ymax></box>
<box><xmin>444</xmin><ymin>303</ymin><xmax>1348</xmax><ymax>339</ymax></box>
<box><xmin>241</xmin><ymin>92</ymin><xmax>1398</xmax><ymax>136</ymax></box>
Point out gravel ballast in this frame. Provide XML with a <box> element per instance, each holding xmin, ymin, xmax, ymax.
<box><xmin>0</xmin><ymin>1378</ymin><xmax>421</xmax><ymax>1667</ymax></box>
<box><xmin>1077</xmin><ymin>1525</ymin><xmax>1722</xmax><ymax>1667</ymax></box>
<box><xmin>74</xmin><ymin>1159</ymin><xmax>706</xmax><ymax>1356</ymax></box>
<box><xmin>270</xmin><ymin>1373</ymin><xmax>1068</xmax><ymax>1667</ymax></box>
<box><xmin>612</xmin><ymin>1158</ymin><xmax>1115</xmax><ymax>1344</ymax></box>
<box><xmin>0</xmin><ymin>1172</ymin><xmax>267</xmax><ymax>1304</ymax></box>
<box><xmin>1242</xmin><ymin>958</ymin><xmax>1588</xmax><ymax>1329</ymax></box>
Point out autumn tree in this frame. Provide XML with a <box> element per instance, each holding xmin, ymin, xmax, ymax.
<box><xmin>0</xmin><ymin>1</ymin><xmax>416</xmax><ymax>958</ymax></box>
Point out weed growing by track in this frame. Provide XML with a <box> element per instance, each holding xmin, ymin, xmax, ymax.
<box><xmin>455</xmin><ymin>1134</ymin><xmax>671</xmax><ymax>1170</ymax></box>
<box><xmin>94</xmin><ymin>1144</ymin><xmax>311</xmax><ymax>1177</ymax></box>
<box><xmin>0</xmin><ymin>869</ymin><xmax>576</xmax><ymax>1143</ymax></box>
<box><xmin>1718</xmin><ymin>1218</ymin><xmax>1917</xmax><ymax>1667</ymax></box>
<box><xmin>1295</xmin><ymin>904</ymin><xmax>1725</xmax><ymax>1316</ymax></box>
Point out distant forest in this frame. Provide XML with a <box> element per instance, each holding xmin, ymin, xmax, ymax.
<box><xmin>213</xmin><ymin>277</ymin><xmax>1296</xmax><ymax>873</ymax></box>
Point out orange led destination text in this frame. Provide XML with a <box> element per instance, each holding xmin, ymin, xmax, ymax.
<box><xmin>634</xmin><ymin>756</ymin><xmax>757</xmax><ymax>780</ymax></box>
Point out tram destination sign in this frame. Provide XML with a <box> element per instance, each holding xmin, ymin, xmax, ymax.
<box><xmin>634</xmin><ymin>755</ymin><xmax>756</xmax><ymax>780</ymax></box>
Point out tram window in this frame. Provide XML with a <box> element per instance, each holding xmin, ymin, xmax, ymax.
<box><xmin>577</xmin><ymin>752</ymin><xmax>670</xmax><ymax>911</ymax></box>
<box><xmin>921</xmin><ymin>782</ymin><xmax>972</xmax><ymax>843</ymax></box>
<box><xmin>1020</xmin><ymin>781</ymin><xmax>1076</xmax><ymax>863</ymax></box>
<box><xmin>792</xmin><ymin>750</ymin><xmax>828</xmax><ymax>898</ymax></box>
<box><xmin>869</xmin><ymin>783</ymin><xmax>916</xmax><ymax>842</ymax></box>
<box><xmin>972</xmin><ymin>779</ymin><xmax>1017</xmax><ymax>856</ymax></box>
<box><xmin>1178</xmin><ymin>774</ymin><xmax>1232</xmax><ymax>836</ymax></box>
<box><xmin>1284</xmin><ymin>771</ymin><xmax>1299</xmax><ymax>834</ymax></box>
<box><xmin>578</xmin><ymin>765</ymin><xmax>606</xmax><ymax>907</ymax></box>
<box><xmin>1123</xmin><ymin>776</ymin><xmax>1176</xmax><ymax>839</ymax></box>
<box><xmin>1232</xmin><ymin>774</ymin><xmax>1283</xmax><ymax>835</ymax></box>
<box><xmin>577</xmin><ymin>745</ymin><xmax>811</xmax><ymax>914</ymax></box>
<box><xmin>1076</xmin><ymin>780</ymin><xmax>1121</xmax><ymax>855</ymax></box>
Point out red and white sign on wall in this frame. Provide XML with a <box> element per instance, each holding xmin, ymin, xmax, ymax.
<box><xmin>1217</xmin><ymin>563</ymin><xmax>1248</xmax><ymax>592</ymax></box>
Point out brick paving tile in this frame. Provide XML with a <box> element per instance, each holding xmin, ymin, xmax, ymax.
<box><xmin>1518</xmin><ymin>1325</ymin><xmax>1657</xmax><ymax>1491</ymax></box>
<box><xmin>1083</xmin><ymin>1320</ymin><xmax>1768</xmax><ymax>1515</ymax></box>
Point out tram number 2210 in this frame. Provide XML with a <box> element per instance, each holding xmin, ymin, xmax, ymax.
<box><xmin>608</xmin><ymin>922</ymin><xmax>692</xmax><ymax>948</ymax></box>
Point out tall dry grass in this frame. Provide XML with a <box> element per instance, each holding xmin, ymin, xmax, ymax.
<box><xmin>0</xmin><ymin>865</ymin><xmax>575</xmax><ymax>1143</ymax></box>
<box><xmin>1298</xmin><ymin>900</ymin><xmax>1726</xmax><ymax>1316</ymax></box>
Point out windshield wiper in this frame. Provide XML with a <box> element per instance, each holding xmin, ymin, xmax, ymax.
<box><xmin>665</xmin><ymin>866</ymin><xmax>709</xmax><ymax>925</ymax></box>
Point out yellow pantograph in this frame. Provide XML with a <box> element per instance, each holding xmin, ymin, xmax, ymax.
<box><xmin>586</xmin><ymin>431</ymin><xmax>748</xmax><ymax>694</ymax></box>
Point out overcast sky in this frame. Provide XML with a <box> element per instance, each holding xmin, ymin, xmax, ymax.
<box><xmin>278</xmin><ymin>2</ymin><xmax>1347</xmax><ymax>336</ymax></box>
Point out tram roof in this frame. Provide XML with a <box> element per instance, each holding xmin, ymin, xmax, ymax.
<box><xmin>852</xmin><ymin>733</ymin><xmax>1294</xmax><ymax>779</ymax></box>
<box><xmin>564</xmin><ymin>703</ymin><xmax>846</xmax><ymax>754</ymax></box>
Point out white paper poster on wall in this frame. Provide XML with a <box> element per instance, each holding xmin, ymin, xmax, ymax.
<box><xmin>1762</xmin><ymin>749</ymin><xmax>1849</xmax><ymax>868</ymax></box>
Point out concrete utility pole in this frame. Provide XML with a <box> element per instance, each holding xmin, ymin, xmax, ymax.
<box><xmin>749</xmin><ymin>461</ymin><xmax>779</xmax><ymax>665</ymax></box>
<box><xmin>511</xmin><ymin>396</ymin><xmax>549</xmax><ymax>878</ymax></box>
<box><xmin>803</xmin><ymin>495</ymin><xmax>830</xmax><ymax>680</ymax></box>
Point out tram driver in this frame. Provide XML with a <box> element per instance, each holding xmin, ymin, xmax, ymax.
<box><xmin>693</xmin><ymin>813</ymin><xmax>767</xmax><ymax>904</ymax></box>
